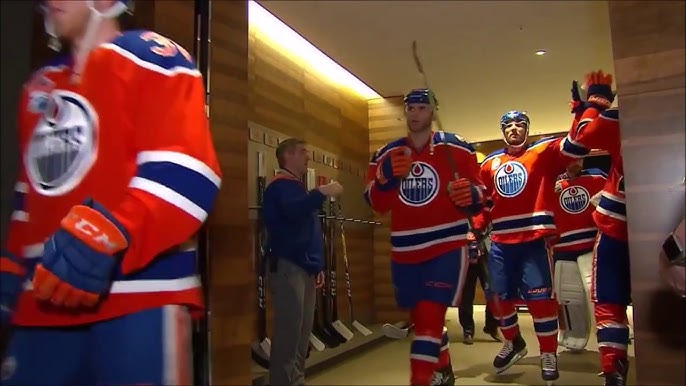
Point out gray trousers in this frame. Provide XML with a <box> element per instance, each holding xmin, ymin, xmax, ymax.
<box><xmin>268</xmin><ymin>258</ymin><xmax>316</xmax><ymax>386</ymax></box>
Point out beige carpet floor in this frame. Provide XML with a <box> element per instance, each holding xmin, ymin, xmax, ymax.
<box><xmin>307</xmin><ymin>306</ymin><xmax>635</xmax><ymax>385</ymax></box>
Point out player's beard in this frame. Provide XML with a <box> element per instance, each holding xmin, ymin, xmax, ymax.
<box><xmin>407</xmin><ymin>119</ymin><xmax>431</xmax><ymax>133</ymax></box>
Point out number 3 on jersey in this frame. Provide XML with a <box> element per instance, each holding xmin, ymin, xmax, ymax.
<box><xmin>139</xmin><ymin>31</ymin><xmax>192</xmax><ymax>62</ymax></box>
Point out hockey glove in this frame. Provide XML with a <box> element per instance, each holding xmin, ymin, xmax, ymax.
<box><xmin>33</xmin><ymin>199</ymin><xmax>129</xmax><ymax>308</ymax></box>
<box><xmin>0</xmin><ymin>251</ymin><xmax>26</xmax><ymax>327</ymax></box>
<box><xmin>375</xmin><ymin>147</ymin><xmax>412</xmax><ymax>191</ymax></box>
<box><xmin>447</xmin><ymin>178</ymin><xmax>484</xmax><ymax>216</ymax></box>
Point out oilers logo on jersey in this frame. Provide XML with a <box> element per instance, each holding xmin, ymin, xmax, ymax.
<box><xmin>559</xmin><ymin>185</ymin><xmax>591</xmax><ymax>214</ymax></box>
<box><xmin>494</xmin><ymin>161</ymin><xmax>528</xmax><ymax>198</ymax></box>
<box><xmin>399</xmin><ymin>161</ymin><xmax>439</xmax><ymax>207</ymax></box>
<box><xmin>25</xmin><ymin>90</ymin><xmax>98</xmax><ymax>197</ymax></box>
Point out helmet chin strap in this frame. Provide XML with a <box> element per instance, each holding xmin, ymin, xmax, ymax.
<box><xmin>43</xmin><ymin>1</ymin><xmax>128</xmax><ymax>81</ymax></box>
<box><xmin>502</xmin><ymin>127</ymin><xmax>528</xmax><ymax>149</ymax></box>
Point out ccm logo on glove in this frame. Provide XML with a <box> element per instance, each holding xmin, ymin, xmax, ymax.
<box><xmin>62</xmin><ymin>206</ymin><xmax>128</xmax><ymax>254</ymax></box>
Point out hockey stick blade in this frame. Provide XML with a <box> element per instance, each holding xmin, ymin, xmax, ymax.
<box><xmin>331</xmin><ymin>320</ymin><xmax>354</xmax><ymax>341</ymax></box>
<box><xmin>382</xmin><ymin>323</ymin><xmax>413</xmax><ymax>339</ymax></box>
<box><xmin>250</xmin><ymin>340</ymin><xmax>270</xmax><ymax>369</ymax></box>
<box><xmin>352</xmin><ymin>320</ymin><xmax>373</xmax><ymax>336</ymax></box>
<box><xmin>309</xmin><ymin>333</ymin><xmax>326</xmax><ymax>351</ymax></box>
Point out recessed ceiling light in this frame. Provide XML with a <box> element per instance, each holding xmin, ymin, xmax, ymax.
<box><xmin>535</xmin><ymin>49</ymin><xmax>546</xmax><ymax>56</ymax></box>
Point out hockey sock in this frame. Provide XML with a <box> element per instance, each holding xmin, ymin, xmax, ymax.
<box><xmin>438</xmin><ymin>326</ymin><xmax>450</xmax><ymax>368</ymax></box>
<box><xmin>488</xmin><ymin>299</ymin><xmax>520</xmax><ymax>341</ymax></box>
<box><xmin>410</xmin><ymin>301</ymin><xmax>447</xmax><ymax>386</ymax></box>
<box><xmin>527</xmin><ymin>299</ymin><xmax>559</xmax><ymax>353</ymax></box>
<box><xmin>595</xmin><ymin>303</ymin><xmax>630</xmax><ymax>373</ymax></box>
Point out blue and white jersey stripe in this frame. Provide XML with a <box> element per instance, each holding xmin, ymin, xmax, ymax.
<box><xmin>131</xmin><ymin>150</ymin><xmax>221</xmax><ymax>222</ymax></box>
<box><xmin>391</xmin><ymin>219</ymin><xmax>469</xmax><ymax>253</ymax></box>
<box><xmin>491</xmin><ymin>211</ymin><xmax>555</xmax><ymax>235</ymax></box>
<box><xmin>556</xmin><ymin>227</ymin><xmax>598</xmax><ymax>248</ymax></box>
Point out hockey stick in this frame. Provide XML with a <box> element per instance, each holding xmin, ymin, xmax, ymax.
<box><xmin>310</xmin><ymin>177</ymin><xmax>346</xmax><ymax>347</ymax></box>
<box><xmin>327</xmin><ymin>195</ymin><xmax>354</xmax><ymax>341</ymax></box>
<box><xmin>251</xmin><ymin>152</ymin><xmax>271</xmax><ymax>369</ymax></box>
<box><xmin>336</xmin><ymin>198</ymin><xmax>372</xmax><ymax>336</ymax></box>
<box><xmin>411</xmin><ymin>41</ymin><xmax>507</xmax><ymax>329</ymax></box>
<box><xmin>382</xmin><ymin>321</ymin><xmax>415</xmax><ymax>339</ymax></box>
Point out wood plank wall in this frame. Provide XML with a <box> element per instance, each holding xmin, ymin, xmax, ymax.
<box><xmin>248</xmin><ymin>19</ymin><xmax>376</xmax><ymax>338</ymax></box>
<box><xmin>367</xmin><ymin>96</ymin><xmax>407</xmax><ymax>323</ymax></box>
<box><xmin>607</xmin><ymin>1</ymin><xmax>686</xmax><ymax>385</ymax></box>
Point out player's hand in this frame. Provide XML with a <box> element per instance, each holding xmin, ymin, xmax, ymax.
<box><xmin>583</xmin><ymin>70</ymin><xmax>614</xmax><ymax>110</ymax></box>
<box><xmin>315</xmin><ymin>271</ymin><xmax>325</xmax><ymax>288</ymax></box>
<box><xmin>0</xmin><ymin>251</ymin><xmax>26</xmax><ymax>326</ymax></box>
<box><xmin>33</xmin><ymin>199</ymin><xmax>129</xmax><ymax>308</ymax></box>
<box><xmin>375</xmin><ymin>147</ymin><xmax>412</xmax><ymax>190</ymax></box>
<box><xmin>447</xmin><ymin>178</ymin><xmax>484</xmax><ymax>215</ymax></box>
<box><xmin>569</xmin><ymin>80</ymin><xmax>585</xmax><ymax>114</ymax></box>
<box><xmin>318</xmin><ymin>181</ymin><xmax>344</xmax><ymax>197</ymax></box>
<box><xmin>554</xmin><ymin>175</ymin><xmax>570</xmax><ymax>193</ymax></box>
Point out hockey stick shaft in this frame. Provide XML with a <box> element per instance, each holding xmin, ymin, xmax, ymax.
<box><xmin>336</xmin><ymin>199</ymin><xmax>373</xmax><ymax>336</ymax></box>
<box><xmin>411</xmin><ymin>41</ymin><xmax>506</xmax><ymax>330</ymax></box>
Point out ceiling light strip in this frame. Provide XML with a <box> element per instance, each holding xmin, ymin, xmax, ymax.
<box><xmin>248</xmin><ymin>0</ymin><xmax>382</xmax><ymax>100</ymax></box>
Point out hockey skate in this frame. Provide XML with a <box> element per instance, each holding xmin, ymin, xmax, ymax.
<box><xmin>493</xmin><ymin>333</ymin><xmax>528</xmax><ymax>374</ymax></box>
<box><xmin>599</xmin><ymin>358</ymin><xmax>629</xmax><ymax>386</ymax></box>
<box><xmin>540</xmin><ymin>352</ymin><xmax>559</xmax><ymax>385</ymax></box>
<box><xmin>430</xmin><ymin>362</ymin><xmax>455</xmax><ymax>385</ymax></box>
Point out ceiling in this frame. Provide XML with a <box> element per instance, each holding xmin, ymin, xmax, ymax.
<box><xmin>258</xmin><ymin>0</ymin><xmax>616</xmax><ymax>143</ymax></box>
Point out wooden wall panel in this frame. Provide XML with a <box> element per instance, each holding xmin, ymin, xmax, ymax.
<box><xmin>607</xmin><ymin>1</ymin><xmax>686</xmax><ymax>385</ymax></box>
<box><xmin>367</xmin><ymin>96</ymin><xmax>407</xmax><ymax>323</ymax></box>
<box><xmin>206</xmin><ymin>2</ymin><xmax>252</xmax><ymax>385</ymax></box>
<box><xmin>247</xmin><ymin>24</ymin><xmax>375</xmax><ymax>334</ymax></box>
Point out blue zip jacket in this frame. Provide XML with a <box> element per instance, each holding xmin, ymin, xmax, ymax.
<box><xmin>262</xmin><ymin>172</ymin><xmax>326</xmax><ymax>274</ymax></box>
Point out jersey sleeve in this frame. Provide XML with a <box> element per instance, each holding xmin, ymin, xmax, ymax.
<box><xmin>564</xmin><ymin>107</ymin><xmax>621</xmax><ymax>156</ymax></box>
<box><xmin>363</xmin><ymin>146</ymin><xmax>396</xmax><ymax>214</ymax></box>
<box><xmin>90</xmin><ymin>32</ymin><xmax>222</xmax><ymax>275</ymax></box>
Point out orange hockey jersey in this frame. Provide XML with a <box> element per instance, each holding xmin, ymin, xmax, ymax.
<box><xmin>553</xmin><ymin>168</ymin><xmax>607</xmax><ymax>253</ymax></box>
<box><xmin>564</xmin><ymin>108</ymin><xmax>626</xmax><ymax>241</ymax></box>
<box><xmin>479</xmin><ymin>137</ymin><xmax>587</xmax><ymax>244</ymax></box>
<box><xmin>364</xmin><ymin>132</ymin><xmax>484</xmax><ymax>263</ymax></box>
<box><xmin>3</xmin><ymin>30</ymin><xmax>221</xmax><ymax>327</ymax></box>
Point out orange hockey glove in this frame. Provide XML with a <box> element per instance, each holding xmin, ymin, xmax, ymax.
<box><xmin>33</xmin><ymin>199</ymin><xmax>129</xmax><ymax>308</ymax></box>
<box><xmin>375</xmin><ymin>146</ymin><xmax>413</xmax><ymax>190</ymax></box>
<box><xmin>447</xmin><ymin>178</ymin><xmax>484</xmax><ymax>216</ymax></box>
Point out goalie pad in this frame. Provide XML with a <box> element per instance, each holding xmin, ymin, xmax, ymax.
<box><xmin>555</xmin><ymin>253</ymin><xmax>593</xmax><ymax>351</ymax></box>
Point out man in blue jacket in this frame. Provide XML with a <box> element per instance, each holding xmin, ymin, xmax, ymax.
<box><xmin>262</xmin><ymin>138</ymin><xmax>343</xmax><ymax>385</ymax></box>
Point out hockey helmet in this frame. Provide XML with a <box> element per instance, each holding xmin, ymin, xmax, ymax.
<box><xmin>39</xmin><ymin>0</ymin><xmax>132</xmax><ymax>51</ymax></box>
<box><xmin>404</xmin><ymin>88</ymin><xmax>439</xmax><ymax>109</ymax></box>
<box><xmin>500</xmin><ymin>110</ymin><xmax>530</xmax><ymax>148</ymax></box>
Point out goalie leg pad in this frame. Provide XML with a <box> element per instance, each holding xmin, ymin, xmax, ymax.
<box><xmin>554</xmin><ymin>259</ymin><xmax>591</xmax><ymax>350</ymax></box>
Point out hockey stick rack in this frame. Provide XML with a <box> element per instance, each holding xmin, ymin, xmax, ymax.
<box><xmin>248</xmin><ymin>207</ymin><xmax>381</xmax><ymax>226</ymax></box>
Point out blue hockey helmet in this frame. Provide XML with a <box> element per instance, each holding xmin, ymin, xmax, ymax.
<box><xmin>500</xmin><ymin>110</ymin><xmax>530</xmax><ymax>130</ymax></box>
<box><xmin>404</xmin><ymin>88</ymin><xmax>439</xmax><ymax>109</ymax></box>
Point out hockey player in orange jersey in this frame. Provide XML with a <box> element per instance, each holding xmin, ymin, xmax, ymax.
<box><xmin>552</xmin><ymin>159</ymin><xmax>606</xmax><ymax>352</ymax></box>
<box><xmin>563</xmin><ymin>70</ymin><xmax>631</xmax><ymax>386</ymax></box>
<box><xmin>364</xmin><ymin>89</ymin><xmax>487</xmax><ymax>386</ymax></box>
<box><xmin>0</xmin><ymin>1</ymin><xmax>221</xmax><ymax>384</ymax></box>
<box><xmin>478</xmin><ymin>110</ymin><xmax>588</xmax><ymax>384</ymax></box>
